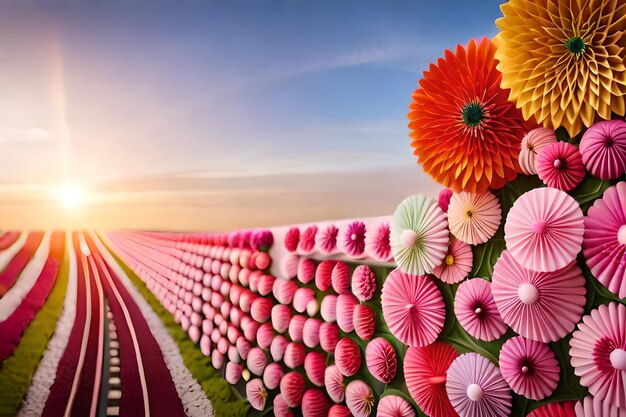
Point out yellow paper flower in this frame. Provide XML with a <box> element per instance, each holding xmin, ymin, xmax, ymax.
<box><xmin>495</xmin><ymin>0</ymin><xmax>626</xmax><ymax>137</ymax></box>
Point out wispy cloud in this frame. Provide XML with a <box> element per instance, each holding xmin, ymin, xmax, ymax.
<box><xmin>0</xmin><ymin>127</ymin><xmax>50</xmax><ymax>143</ymax></box>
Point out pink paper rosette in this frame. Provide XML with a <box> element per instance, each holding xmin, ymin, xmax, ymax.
<box><xmin>518</xmin><ymin>127</ymin><xmax>557</xmax><ymax>175</ymax></box>
<box><xmin>284</xmin><ymin>227</ymin><xmax>300</xmax><ymax>252</ymax></box>
<box><xmin>536</xmin><ymin>141</ymin><xmax>585</xmax><ymax>191</ymax></box>
<box><xmin>454</xmin><ymin>278</ymin><xmax>507</xmax><ymax>342</ymax></box>
<box><xmin>570</xmin><ymin>302</ymin><xmax>626</xmax><ymax>409</ymax></box>
<box><xmin>575</xmin><ymin>395</ymin><xmax>626</xmax><ymax>417</ymax></box>
<box><xmin>446</xmin><ymin>353</ymin><xmax>512</xmax><ymax>417</ymax></box>
<box><xmin>583</xmin><ymin>181</ymin><xmax>626</xmax><ymax>298</ymax></box>
<box><xmin>365</xmin><ymin>337</ymin><xmax>397</xmax><ymax>384</ymax></box>
<box><xmin>317</xmin><ymin>223</ymin><xmax>339</xmax><ymax>254</ymax></box>
<box><xmin>300</xmin><ymin>225</ymin><xmax>318</xmax><ymax>254</ymax></box>
<box><xmin>492</xmin><ymin>250</ymin><xmax>586</xmax><ymax>343</ymax></box>
<box><xmin>390</xmin><ymin>194</ymin><xmax>449</xmax><ymax>275</ymax></box>
<box><xmin>366</xmin><ymin>221</ymin><xmax>392</xmax><ymax>262</ymax></box>
<box><xmin>342</xmin><ymin>220</ymin><xmax>367</xmax><ymax>258</ymax></box>
<box><xmin>579</xmin><ymin>120</ymin><xmax>626</xmax><ymax>180</ymax></box>
<box><xmin>345</xmin><ymin>380</ymin><xmax>375</xmax><ymax>417</ymax></box>
<box><xmin>352</xmin><ymin>265</ymin><xmax>377</xmax><ymax>302</ymax></box>
<box><xmin>354</xmin><ymin>304</ymin><xmax>376</xmax><ymax>341</ymax></box>
<box><xmin>324</xmin><ymin>364</ymin><xmax>346</xmax><ymax>403</ymax></box>
<box><xmin>504</xmin><ymin>187</ymin><xmax>584</xmax><ymax>273</ymax></box>
<box><xmin>335</xmin><ymin>337</ymin><xmax>361</xmax><ymax>377</ymax></box>
<box><xmin>404</xmin><ymin>342</ymin><xmax>459</xmax><ymax>417</ymax></box>
<box><xmin>432</xmin><ymin>238</ymin><xmax>473</xmax><ymax>284</ymax></box>
<box><xmin>246</xmin><ymin>378</ymin><xmax>268</xmax><ymax>410</ymax></box>
<box><xmin>381</xmin><ymin>268</ymin><xmax>445</xmax><ymax>347</ymax></box>
<box><xmin>447</xmin><ymin>191</ymin><xmax>501</xmax><ymax>246</ymax></box>
<box><xmin>377</xmin><ymin>395</ymin><xmax>416</xmax><ymax>417</ymax></box>
<box><xmin>499</xmin><ymin>336</ymin><xmax>560</xmax><ymax>400</ymax></box>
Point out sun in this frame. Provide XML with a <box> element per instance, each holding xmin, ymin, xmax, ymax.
<box><xmin>59</xmin><ymin>184</ymin><xmax>84</xmax><ymax>209</ymax></box>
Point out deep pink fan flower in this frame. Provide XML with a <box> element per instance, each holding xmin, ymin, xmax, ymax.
<box><xmin>284</xmin><ymin>227</ymin><xmax>300</xmax><ymax>252</ymax></box>
<box><xmin>404</xmin><ymin>342</ymin><xmax>459</xmax><ymax>417</ymax></box>
<box><xmin>499</xmin><ymin>336</ymin><xmax>559</xmax><ymax>400</ymax></box>
<box><xmin>298</xmin><ymin>258</ymin><xmax>317</xmax><ymax>284</ymax></box>
<box><xmin>377</xmin><ymin>395</ymin><xmax>416</xmax><ymax>417</ymax></box>
<box><xmin>580</xmin><ymin>120</ymin><xmax>626</xmax><ymax>180</ymax></box>
<box><xmin>433</xmin><ymin>238</ymin><xmax>473</xmax><ymax>284</ymax></box>
<box><xmin>246</xmin><ymin>378</ymin><xmax>268</xmax><ymax>410</ymax></box>
<box><xmin>536</xmin><ymin>141</ymin><xmax>585</xmax><ymax>191</ymax></box>
<box><xmin>345</xmin><ymin>380</ymin><xmax>375</xmax><ymax>417</ymax></box>
<box><xmin>570</xmin><ymin>303</ymin><xmax>626</xmax><ymax>408</ymax></box>
<box><xmin>366</xmin><ymin>221</ymin><xmax>392</xmax><ymax>262</ymax></box>
<box><xmin>301</xmin><ymin>389</ymin><xmax>331</xmax><ymax>417</ymax></box>
<box><xmin>280</xmin><ymin>371</ymin><xmax>306</xmax><ymax>407</ymax></box>
<box><xmin>315</xmin><ymin>260</ymin><xmax>336</xmax><ymax>291</ymax></box>
<box><xmin>274</xmin><ymin>394</ymin><xmax>294</xmax><ymax>417</ymax></box>
<box><xmin>454</xmin><ymin>278</ymin><xmax>507</xmax><ymax>342</ymax></box>
<box><xmin>527</xmin><ymin>401</ymin><xmax>576</xmax><ymax>417</ymax></box>
<box><xmin>574</xmin><ymin>395</ymin><xmax>626</xmax><ymax>417</ymax></box>
<box><xmin>438</xmin><ymin>188</ymin><xmax>453</xmax><ymax>212</ymax></box>
<box><xmin>318</xmin><ymin>224</ymin><xmax>339</xmax><ymax>253</ymax></box>
<box><xmin>504</xmin><ymin>187</ymin><xmax>584</xmax><ymax>273</ymax></box>
<box><xmin>353</xmin><ymin>304</ymin><xmax>376</xmax><ymax>340</ymax></box>
<box><xmin>250</xmin><ymin>229</ymin><xmax>274</xmax><ymax>251</ymax></box>
<box><xmin>343</xmin><ymin>221</ymin><xmax>367</xmax><ymax>257</ymax></box>
<box><xmin>335</xmin><ymin>338</ymin><xmax>361</xmax><ymax>377</ymax></box>
<box><xmin>263</xmin><ymin>362</ymin><xmax>284</xmax><ymax>390</ymax></box>
<box><xmin>300</xmin><ymin>225</ymin><xmax>318</xmax><ymax>254</ymax></box>
<box><xmin>284</xmin><ymin>342</ymin><xmax>306</xmax><ymax>369</ymax></box>
<box><xmin>583</xmin><ymin>181</ymin><xmax>626</xmax><ymax>298</ymax></box>
<box><xmin>446</xmin><ymin>353</ymin><xmax>512</xmax><ymax>417</ymax></box>
<box><xmin>365</xmin><ymin>337</ymin><xmax>397</xmax><ymax>384</ymax></box>
<box><xmin>319</xmin><ymin>322</ymin><xmax>339</xmax><ymax>353</ymax></box>
<box><xmin>332</xmin><ymin>261</ymin><xmax>351</xmax><ymax>294</ymax></box>
<box><xmin>336</xmin><ymin>293</ymin><xmax>358</xmax><ymax>333</ymax></box>
<box><xmin>492</xmin><ymin>250</ymin><xmax>586</xmax><ymax>343</ymax></box>
<box><xmin>304</xmin><ymin>351</ymin><xmax>326</xmax><ymax>387</ymax></box>
<box><xmin>352</xmin><ymin>265</ymin><xmax>377</xmax><ymax>302</ymax></box>
<box><xmin>324</xmin><ymin>364</ymin><xmax>346</xmax><ymax>403</ymax></box>
<box><xmin>381</xmin><ymin>269</ymin><xmax>445</xmax><ymax>347</ymax></box>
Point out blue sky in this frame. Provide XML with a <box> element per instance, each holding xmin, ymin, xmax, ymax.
<box><xmin>0</xmin><ymin>1</ymin><xmax>504</xmax><ymax>230</ymax></box>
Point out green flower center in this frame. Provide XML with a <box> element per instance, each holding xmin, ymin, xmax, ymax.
<box><xmin>565</xmin><ymin>36</ymin><xmax>586</xmax><ymax>55</ymax></box>
<box><xmin>461</xmin><ymin>101</ymin><xmax>484</xmax><ymax>127</ymax></box>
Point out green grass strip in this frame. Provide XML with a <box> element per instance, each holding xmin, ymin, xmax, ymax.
<box><xmin>100</xmin><ymin>235</ymin><xmax>249</xmax><ymax>417</ymax></box>
<box><xmin>0</xmin><ymin>238</ymin><xmax>70</xmax><ymax>417</ymax></box>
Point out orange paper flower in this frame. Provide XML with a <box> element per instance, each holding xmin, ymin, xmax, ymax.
<box><xmin>495</xmin><ymin>0</ymin><xmax>626</xmax><ymax>137</ymax></box>
<box><xmin>408</xmin><ymin>37</ymin><xmax>535</xmax><ymax>193</ymax></box>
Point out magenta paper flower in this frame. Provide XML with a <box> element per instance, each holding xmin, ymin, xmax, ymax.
<box><xmin>352</xmin><ymin>265</ymin><xmax>377</xmax><ymax>302</ymax></box>
<box><xmin>527</xmin><ymin>402</ymin><xmax>576</xmax><ymax>417</ymax></box>
<box><xmin>280</xmin><ymin>371</ymin><xmax>305</xmax><ymax>407</ymax></box>
<box><xmin>583</xmin><ymin>181</ymin><xmax>626</xmax><ymax>298</ymax></box>
<box><xmin>300</xmin><ymin>225</ymin><xmax>318</xmax><ymax>254</ymax></box>
<box><xmin>447</xmin><ymin>192</ymin><xmax>501</xmax><ymax>246</ymax></box>
<box><xmin>345</xmin><ymin>380</ymin><xmax>375</xmax><ymax>417</ymax></box>
<box><xmin>246</xmin><ymin>378</ymin><xmax>268</xmax><ymax>410</ymax></box>
<box><xmin>404</xmin><ymin>342</ymin><xmax>459</xmax><ymax>417</ymax></box>
<box><xmin>284</xmin><ymin>227</ymin><xmax>300</xmax><ymax>252</ymax></box>
<box><xmin>342</xmin><ymin>221</ymin><xmax>367</xmax><ymax>257</ymax></box>
<box><xmin>492</xmin><ymin>250</ymin><xmax>586</xmax><ymax>343</ymax></box>
<box><xmin>381</xmin><ymin>269</ymin><xmax>445</xmax><ymax>347</ymax></box>
<box><xmin>364</xmin><ymin>337</ymin><xmax>397</xmax><ymax>384</ymax></box>
<box><xmin>318</xmin><ymin>224</ymin><xmax>339</xmax><ymax>254</ymax></box>
<box><xmin>438</xmin><ymin>188</ymin><xmax>453</xmax><ymax>212</ymax></box>
<box><xmin>454</xmin><ymin>278</ymin><xmax>507</xmax><ymax>342</ymax></box>
<box><xmin>580</xmin><ymin>120</ymin><xmax>626</xmax><ymax>180</ymax></box>
<box><xmin>390</xmin><ymin>194</ymin><xmax>449</xmax><ymax>275</ymax></box>
<box><xmin>570</xmin><ymin>303</ymin><xmax>626</xmax><ymax>409</ymax></box>
<box><xmin>304</xmin><ymin>351</ymin><xmax>326</xmax><ymax>387</ymax></box>
<box><xmin>335</xmin><ymin>338</ymin><xmax>361</xmax><ymax>377</ymax></box>
<box><xmin>574</xmin><ymin>395</ymin><xmax>626</xmax><ymax>417</ymax></box>
<box><xmin>315</xmin><ymin>260</ymin><xmax>336</xmax><ymax>292</ymax></box>
<box><xmin>324</xmin><ymin>364</ymin><xmax>346</xmax><ymax>403</ymax></box>
<box><xmin>377</xmin><ymin>395</ymin><xmax>416</xmax><ymax>417</ymax></box>
<box><xmin>446</xmin><ymin>353</ymin><xmax>512</xmax><ymax>417</ymax></box>
<box><xmin>433</xmin><ymin>238</ymin><xmax>473</xmax><ymax>284</ymax></box>
<box><xmin>536</xmin><ymin>141</ymin><xmax>585</xmax><ymax>191</ymax></box>
<box><xmin>518</xmin><ymin>127</ymin><xmax>557</xmax><ymax>175</ymax></box>
<box><xmin>499</xmin><ymin>336</ymin><xmax>559</xmax><ymax>400</ymax></box>
<box><xmin>366</xmin><ymin>221</ymin><xmax>392</xmax><ymax>261</ymax></box>
<box><xmin>301</xmin><ymin>389</ymin><xmax>331</xmax><ymax>417</ymax></box>
<box><xmin>332</xmin><ymin>261</ymin><xmax>351</xmax><ymax>294</ymax></box>
<box><xmin>250</xmin><ymin>229</ymin><xmax>274</xmax><ymax>251</ymax></box>
<box><xmin>504</xmin><ymin>187</ymin><xmax>584</xmax><ymax>272</ymax></box>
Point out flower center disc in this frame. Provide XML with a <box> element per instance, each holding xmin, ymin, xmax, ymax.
<box><xmin>565</xmin><ymin>36</ymin><xmax>586</xmax><ymax>55</ymax></box>
<box><xmin>400</xmin><ymin>229</ymin><xmax>418</xmax><ymax>248</ymax></box>
<box><xmin>610</xmin><ymin>348</ymin><xmax>626</xmax><ymax>371</ymax></box>
<box><xmin>461</xmin><ymin>102</ymin><xmax>484</xmax><ymax>127</ymax></box>
<box><xmin>466</xmin><ymin>383</ymin><xmax>484</xmax><ymax>401</ymax></box>
<box><xmin>518</xmin><ymin>283</ymin><xmax>540</xmax><ymax>304</ymax></box>
<box><xmin>617</xmin><ymin>225</ymin><xmax>626</xmax><ymax>245</ymax></box>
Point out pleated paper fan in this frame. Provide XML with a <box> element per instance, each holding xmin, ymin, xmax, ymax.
<box><xmin>390</xmin><ymin>194</ymin><xmax>449</xmax><ymax>275</ymax></box>
<box><xmin>583</xmin><ymin>181</ymin><xmax>626</xmax><ymax>298</ymax></box>
<box><xmin>527</xmin><ymin>402</ymin><xmax>576</xmax><ymax>417</ymax></box>
<box><xmin>580</xmin><ymin>120</ymin><xmax>626</xmax><ymax>180</ymax></box>
<box><xmin>454</xmin><ymin>278</ymin><xmax>507</xmax><ymax>342</ymax></box>
<box><xmin>504</xmin><ymin>187</ymin><xmax>584</xmax><ymax>273</ymax></box>
<box><xmin>446</xmin><ymin>353</ymin><xmax>512</xmax><ymax>417</ymax></box>
<box><xmin>381</xmin><ymin>269</ymin><xmax>445</xmax><ymax>347</ymax></box>
<box><xmin>318</xmin><ymin>224</ymin><xmax>339</xmax><ymax>254</ymax></box>
<box><xmin>536</xmin><ymin>141</ymin><xmax>585</xmax><ymax>191</ymax></box>
<box><xmin>377</xmin><ymin>395</ymin><xmax>416</xmax><ymax>417</ymax></box>
<box><xmin>492</xmin><ymin>251</ymin><xmax>586</xmax><ymax>343</ymax></box>
<box><xmin>366</xmin><ymin>221</ymin><xmax>392</xmax><ymax>262</ymax></box>
<box><xmin>300</xmin><ymin>225</ymin><xmax>318</xmax><ymax>254</ymax></box>
<box><xmin>246</xmin><ymin>378</ymin><xmax>268</xmax><ymax>411</ymax></box>
<box><xmin>352</xmin><ymin>265</ymin><xmax>377</xmax><ymax>302</ymax></box>
<box><xmin>570</xmin><ymin>303</ymin><xmax>626</xmax><ymax>409</ymax></box>
<box><xmin>499</xmin><ymin>336</ymin><xmax>559</xmax><ymax>401</ymax></box>
<box><xmin>432</xmin><ymin>238</ymin><xmax>473</xmax><ymax>284</ymax></box>
<box><xmin>518</xmin><ymin>127</ymin><xmax>557</xmax><ymax>175</ymax></box>
<box><xmin>324</xmin><ymin>364</ymin><xmax>346</xmax><ymax>403</ymax></box>
<box><xmin>345</xmin><ymin>380</ymin><xmax>375</xmax><ymax>417</ymax></box>
<box><xmin>342</xmin><ymin>221</ymin><xmax>367</xmax><ymax>258</ymax></box>
<box><xmin>575</xmin><ymin>395</ymin><xmax>626</xmax><ymax>417</ymax></box>
<box><xmin>447</xmin><ymin>192</ymin><xmax>501</xmax><ymax>245</ymax></box>
<box><xmin>404</xmin><ymin>342</ymin><xmax>459</xmax><ymax>417</ymax></box>
<box><xmin>364</xmin><ymin>337</ymin><xmax>397</xmax><ymax>384</ymax></box>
